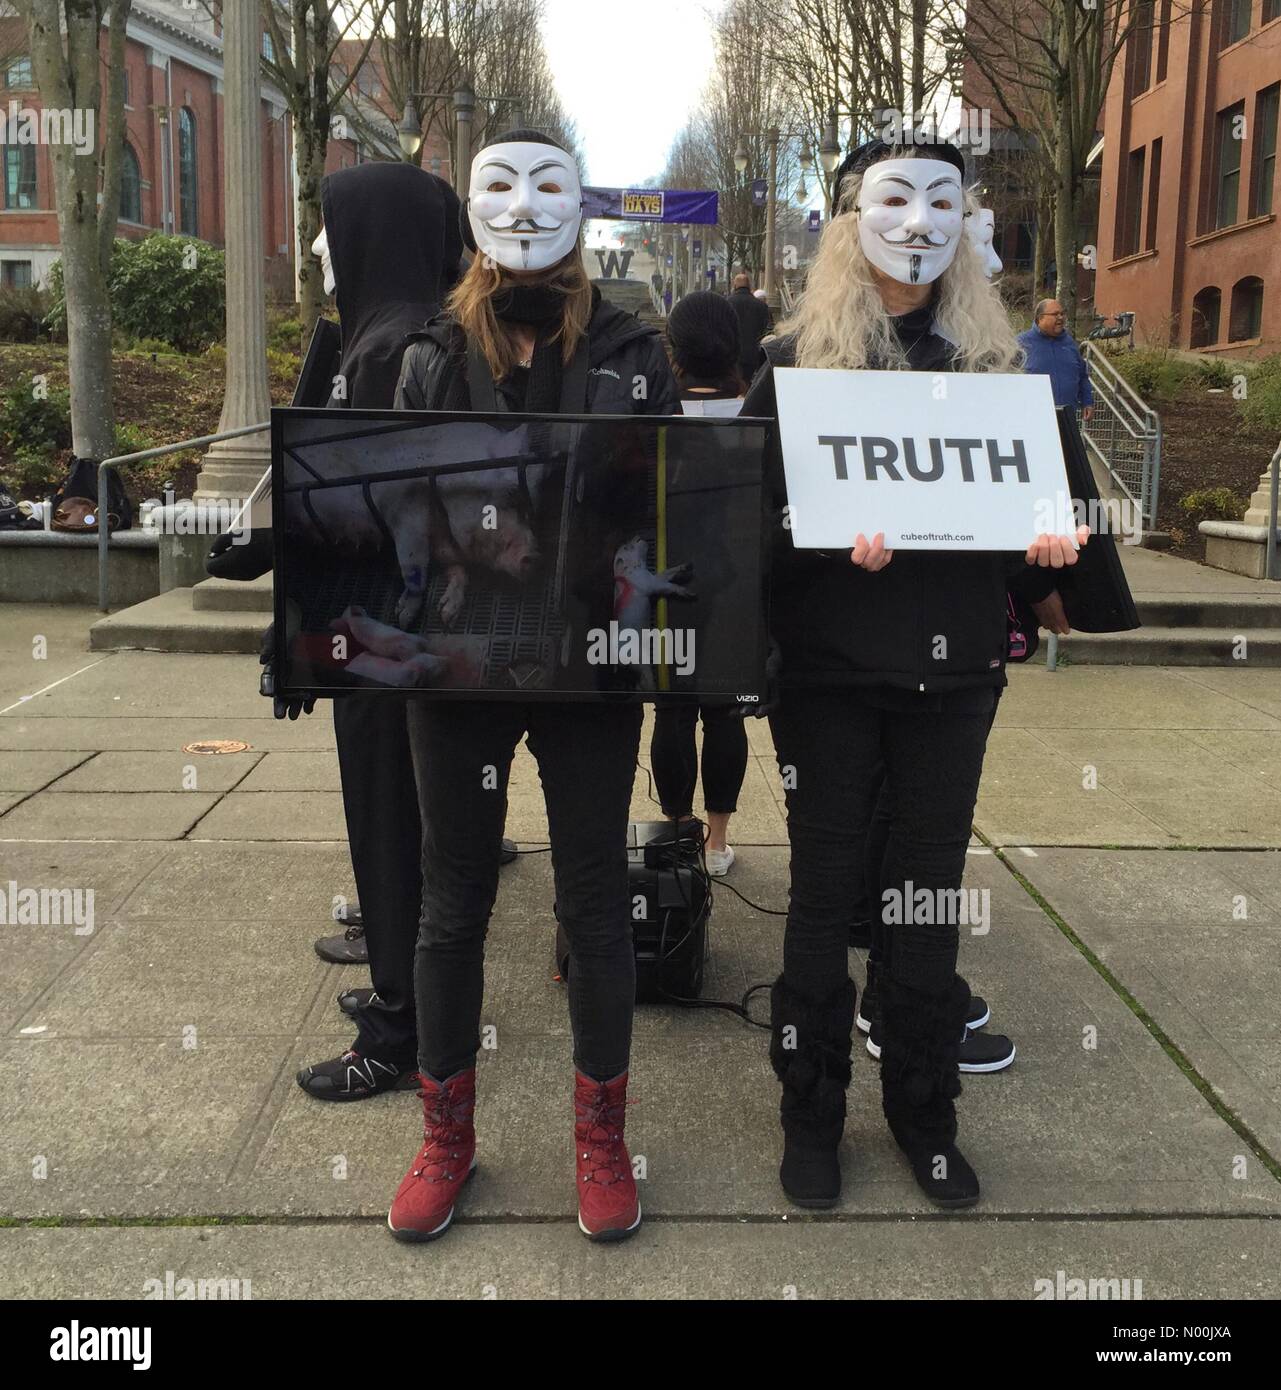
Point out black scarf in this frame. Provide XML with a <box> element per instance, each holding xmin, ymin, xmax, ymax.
<box><xmin>492</xmin><ymin>283</ymin><xmax>565</xmax><ymax>412</ymax></box>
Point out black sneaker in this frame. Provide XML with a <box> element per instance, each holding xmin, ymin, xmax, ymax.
<box><xmin>337</xmin><ymin>987</ymin><xmax>377</xmax><ymax>1017</ymax></box>
<box><xmin>315</xmin><ymin>921</ymin><xmax>368</xmax><ymax>965</ymax></box>
<box><xmin>501</xmin><ymin>838</ymin><xmax>518</xmax><ymax>865</ymax></box>
<box><xmin>867</xmin><ymin>1021</ymin><xmax>1015</xmax><ymax>1073</ymax></box>
<box><xmin>859</xmin><ymin>986</ymin><xmax>990</xmax><ymax>1035</ymax></box>
<box><xmin>296</xmin><ymin>1049</ymin><xmax>418</xmax><ymax>1102</ymax></box>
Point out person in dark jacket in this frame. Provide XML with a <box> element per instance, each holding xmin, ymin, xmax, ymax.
<box><xmin>728</xmin><ymin>272</ymin><xmax>773</xmax><ymax>384</ymax></box>
<box><xmin>386</xmin><ymin>130</ymin><xmax>679</xmax><ymax>1247</ymax></box>
<box><xmin>284</xmin><ymin>161</ymin><xmax>526</xmax><ymax>1104</ymax></box>
<box><xmin>743</xmin><ymin>138</ymin><xmax>1086</xmax><ymax>1212</ymax></box>
<box><xmin>650</xmin><ymin>290</ymin><xmax>748</xmax><ymax>873</ymax></box>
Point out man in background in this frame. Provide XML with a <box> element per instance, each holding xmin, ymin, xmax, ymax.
<box><xmin>728</xmin><ymin>271</ymin><xmax>773</xmax><ymax>385</ymax></box>
<box><xmin>1018</xmin><ymin>299</ymin><xmax>1094</xmax><ymax>421</ymax></box>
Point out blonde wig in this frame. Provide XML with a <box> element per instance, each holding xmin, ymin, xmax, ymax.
<box><xmin>779</xmin><ymin>152</ymin><xmax>1022</xmax><ymax>375</ymax></box>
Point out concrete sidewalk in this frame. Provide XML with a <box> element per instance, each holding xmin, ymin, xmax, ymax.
<box><xmin>1</xmin><ymin>602</ymin><xmax>1279</xmax><ymax>1299</ymax></box>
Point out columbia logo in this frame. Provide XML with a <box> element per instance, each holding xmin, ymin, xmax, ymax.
<box><xmin>590</xmin><ymin>366</ymin><xmax>620</xmax><ymax>380</ymax></box>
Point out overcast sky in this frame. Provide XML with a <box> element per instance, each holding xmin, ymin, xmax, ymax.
<box><xmin>541</xmin><ymin>0</ymin><xmax>722</xmax><ymax>187</ymax></box>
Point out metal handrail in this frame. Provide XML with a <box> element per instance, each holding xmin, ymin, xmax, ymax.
<box><xmin>96</xmin><ymin>422</ymin><xmax>269</xmax><ymax>611</ymax></box>
<box><xmin>1084</xmin><ymin>344</ymin><xmax>1158</xmax><ymax>432</ymax></box>
<box><xmin>1266</xmin><ymin>437</ymin><xmax>1280</xmax><ymax>582</ymax></box>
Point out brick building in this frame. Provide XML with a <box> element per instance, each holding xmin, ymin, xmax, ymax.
<box><xmin>1095</xmin><ymin>0</ymin><xmax>1279</xmax><ymax>356</ymax></box>
<box><xmin>0</xmin><ymin>2</ymin><xmax>448</xmax><ymax>297</ymax></box>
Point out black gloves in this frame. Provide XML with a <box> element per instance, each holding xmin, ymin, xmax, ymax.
<box><xmin>259</xmin><ymin>621</ymin><xmax>315</xmax><ymax>720</ymax></box>
<box><xmin>207</xmin><ymin>528</ymin><xmax>273</xmax><ymax>581</ymax></box>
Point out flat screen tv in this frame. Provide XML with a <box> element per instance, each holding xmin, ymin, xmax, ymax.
<box><xmin>269</xmin><ymin>408</ymin><xmax>770</xmax><ymax>704</ymax></box>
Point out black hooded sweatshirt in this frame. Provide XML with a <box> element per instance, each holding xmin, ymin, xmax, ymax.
<box><xmin>321</xmin><ymin>161</ymin><xmax>464</xmax><ymax>410</ymax></box>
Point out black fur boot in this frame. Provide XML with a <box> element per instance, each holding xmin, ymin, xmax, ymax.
<box><xmin>880</xmin><ymin>974</ymin><xmax>980</xmax><ymax>1209</ymax></box>
<box><xmin>769</xmin><ymin>975</ymin><xmax>856</xmax><ymax>1208</ymax></box>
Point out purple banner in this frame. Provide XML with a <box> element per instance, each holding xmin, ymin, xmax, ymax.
<box><xmin>582</xmin><ymin>186</ymin><xmax>720</xmax><ymax>225</ymax></box>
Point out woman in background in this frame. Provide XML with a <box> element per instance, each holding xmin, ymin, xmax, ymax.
<box><xmin>650</xmin><ymin>291</ymin><xmax>749</xmax><ymax>875</ymax></box>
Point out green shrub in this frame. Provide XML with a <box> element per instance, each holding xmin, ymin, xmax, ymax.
<box><xmin>127</xmin><ymin>336</ymin><xmax>184</xmax><ymax>357</ymax></box>
<box><xmin>1111</xmin><ymin>347</ymin><xmax>1195</xmax><ymax>401</ymax></box>
<box><xmin>0</xmin><ymin>285</ymin><xmax>51</xmax><ymax>343</ymax></box>
<box><xmin>1239</xmin><ymin>354</ymin><xmax>1281</xmax><ymax>435</ymax></box>
<box><xmin>1191</xmin><ymin>357</ymin><xmax>1234</xmax><ymax>389</ymax></box>
<box><xmin>112</xmin><ymin>422</ymin><xmax>155</xmax><ymax>458</ymax></box>
<box><xmin>7</xmin><ymin>445</ymin><xmax>62</xmax><ymax>492</ymax></box>
<box><xmin>267</xmin><ymin>315</ymin><xmax>304</xmax><ymax>354</ymax></box>
<box><xmin>1178</xmin><ymin>487</ymin><xmax>1247</xmax><ymax>524</ymax></box>
<box><xmin>203</xmin><ymin>343</ymin><xmax>227</xmax><ymax>371</ymax></box>
<box><xmin>46</xmin><ymin>234</ymin><xmax>226</xmax><ymax>353</ymax></box>
<box><xmin>0</xmin><ymin>379</ymin><xmax>73</xmax><ymax>455</ymax></box>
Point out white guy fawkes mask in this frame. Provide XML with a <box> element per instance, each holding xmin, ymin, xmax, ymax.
<box><xmin>312</xmin><ymin>227</ymin><xmax>336</xmax><ymax>295</ymax></box>
<box><xmin>467</xmin><ymin>141</ymin><xmax>583</xmax><ymax>273</ymax></box>
<box><xmin>855</xmin><ymin>158</ymin><xmax>965</xmax><ymax>286</ymax></box>
<box><xmin>967</xmin><ymin>208</ymin><xmax>1002</xmax><ymax>277</ymax></box>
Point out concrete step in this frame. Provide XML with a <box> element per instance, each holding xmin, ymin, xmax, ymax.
<box><xmin>1058</xmin><ymin>625</ymin><xmax>1281</xmax><ymax>666</ymax></box>
<box><xmin>1134</xmin><ymin>594</ymin><xmax>1281</xmax><ymax>629</ymax></box>
<box><xmin>90</xmin><ymin>588</ymin><xmax>270</xmax><ymax>654</ymax></box>
<box><xmin>192</xmin><ymin>573</ymin><xmax>273</xmax><ymax>612</ymax></box>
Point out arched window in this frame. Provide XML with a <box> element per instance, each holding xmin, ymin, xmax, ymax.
<box><xmin>178</xmin><ymin>107</ymin><xmax>198</xmax><ymax>235</ymax></box>
<box><xmin>1190</xmin><ymin>287</ymin><xmax>1221</xmax><ymax>348</ymax></box>
<box><xmin>1228</xmin><ymin>276</ymin><xmax>1264</xmax><ymax>342</ymax></box>
<box><xmin>119</xmin><ymin>142</ymin><xmax>142</xmax><ymax>223</ymax></box>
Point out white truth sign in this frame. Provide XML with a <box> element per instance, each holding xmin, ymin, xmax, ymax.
<box><xmin>774</xmin><ymin>368</ymin><xmax>1075</xmax><ymax>551</ymax></box>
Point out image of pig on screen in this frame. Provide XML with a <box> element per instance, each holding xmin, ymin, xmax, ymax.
<box><xmin>283</xmin><ymin>420</ymin><xmax>550</xmax><ymax>629</ymax></box>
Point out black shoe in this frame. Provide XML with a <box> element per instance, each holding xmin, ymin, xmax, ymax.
<box><xmin>880</xmin><ymin>976</ymin><xmax>980</xmax><ymax>1209</ymax></box>
<box><xmin>769</xmin><ymin>975</ymin><xmax>856</xmax><ymax>1209</ymax></box>
<box><xmin>867</xmin><ymin>1019</ymin><xmax>1015</xmax><ymax>1073</ymax></box>
<box><xmin>296</xmin><ymin>1049</ymin><xmax>418</xmax><ymax>1102</ymax></box>
<box><xmin>957</xmin><ymin>1030</ymin><xmax>1014</xmax><ymax>1072</ymax></box>
<box><xmin>500</xmin><ymin>837</ymin><xmax>518</xmax><ymax>865</ymax></box>
<box><xmin>315</xmin><ymin>921</ymin><xmax>368</xmax><ymax>965</ymax></box>
<box><xmin>337</xmin><ymin>987</ymin><xmax>377</xmax><ymax>1017</ymax></box>
<box><xmin>860</xmin><ymin>980</ymin><xmax>989</xmax><ymax>1035</ymax></box>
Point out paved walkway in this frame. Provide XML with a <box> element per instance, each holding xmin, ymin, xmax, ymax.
<box><xmin>1</xmin><ymin>599</ymin><xmax>1279</xmax><ymax>1298</ymax></box>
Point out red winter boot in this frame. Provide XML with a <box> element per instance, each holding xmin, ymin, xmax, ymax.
<box><xmin>574</xmin><ymin>1070</ymin><xmax>641</xmax><ymax>1242</ymax></box>
<box><xmin>387</xmin><ymin>1068</ymin><xmax>477</xmax><ymax>1242</ymax></box>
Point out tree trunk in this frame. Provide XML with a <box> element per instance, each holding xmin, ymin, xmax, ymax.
<box><xmin>22</xmin><ymin>0</ymin><xmax>131</xmax><ymax>461</ymax></box>
<box><xmin>295</xmin><ymin>118</ymin><xmax>327</xmax><ymax>341</ymax></box>
<box><xmin>1053</xmin><ymin>91</ymin><xmax>1077</xmax><ymax>326</ymax></box>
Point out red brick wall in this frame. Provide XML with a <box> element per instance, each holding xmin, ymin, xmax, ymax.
<box><xmin>1096</xmin><ymin>0</ymin><xmax>1280</xmax><ymax>355</ymax></box>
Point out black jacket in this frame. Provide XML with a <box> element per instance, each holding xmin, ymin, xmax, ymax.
<box><xmin>321</xmin><ymin>161</ymin><xmax>464</xmax><ymax>410</ymax></box>
<box><xmin>395</xmin><ymin>292</ymin><xmax>680</xmax><ymax>416</ymax></box>
<box><xmin>729</xmin><ymin>286</ymin><xmax>773</xmax><ymax>379</ymax></box>
<box><xmin>742</xmin><ymin>309</ymin><xmax>1055</xmax><ymax>693</ymax></box>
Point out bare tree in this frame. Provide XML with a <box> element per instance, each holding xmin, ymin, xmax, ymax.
<box><xmin>13</xmin><ymin>0</ymin><xmax>130</xmax><ymax>460</ymax></box>
<box><xmin>944</xmin><ymin>0</ymin><xmax>1172</xmax><ymax>324</ymax></box>
<box><xmin>261</xmin><ymin>0</ymin><xmax>393</xmax><ymax>338</ymax></box>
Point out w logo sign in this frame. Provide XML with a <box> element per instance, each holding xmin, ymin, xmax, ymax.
<box><xmin>594</xmin><ymin>248</ymin><xmax>635</xmax><ymax>279</ymax></box>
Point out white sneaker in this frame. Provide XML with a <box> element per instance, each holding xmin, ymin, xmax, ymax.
<box><xmin>705</xmin><ymin>845</ymin><xmax>735</xmax><ymax>876</ymax></box>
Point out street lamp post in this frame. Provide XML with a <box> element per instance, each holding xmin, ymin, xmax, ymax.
<box><xmin>738</xmin><ymin>127</ymin><xmax>814</xmax><ymax>308</ymax></box>
<box><xmin>398</xmin><ymin>86</ymin><xmax>524</xmax><ymax>190</ymax></box>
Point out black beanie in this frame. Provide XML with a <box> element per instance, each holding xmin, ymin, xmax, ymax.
<box><xmin>666</xmin><ymin>291</ymin><xmax>740</xmax><ymax>379</ymax></box>
<box><xmin>460</xmin><ymin>127</ymin><xmax>579</xmax><ymax>255</ymax></box>
<box><xmin>832</xmin><ymin>136</ymin><xmax>967</xmax><ymax>214</ymax></box>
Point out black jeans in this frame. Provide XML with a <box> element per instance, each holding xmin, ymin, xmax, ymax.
<box><xmin>650</xmin><ymin>702</ymin><xmax>749</xmax><ymax>816</ymax></box>
<box><xmin>769</xmin><ymin>686</ymin><xmax>995</xmax><ymax>1000</ymax></box>
<box><xmin>863</xmin><ymin>688</ymin><xmax>1004</xmax><ymax>975</ymax></box>
<box><xmin>333</xmin><ymin>695</ymin><xmax>422</xmax><ymax>1064</ymax></box>
<box><xmin>405</xmin><ymin>699</ymin><xmax>642</xmax><ymax>1082</ymax></box>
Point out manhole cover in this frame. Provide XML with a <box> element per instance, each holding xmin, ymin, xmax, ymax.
<box><xmin>182</xmin><ymin>740</ymin><xmax>251</xmax><ymax>755</ymax></box>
